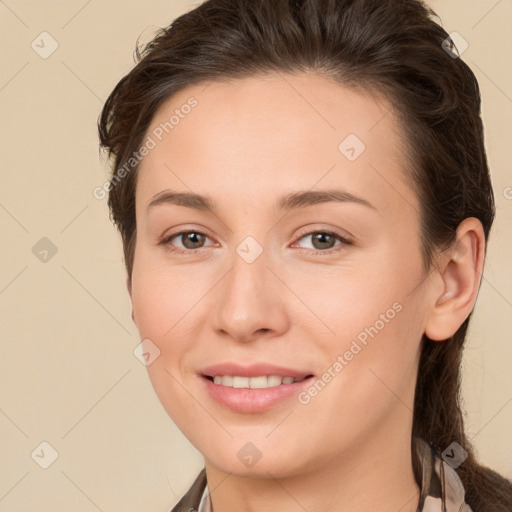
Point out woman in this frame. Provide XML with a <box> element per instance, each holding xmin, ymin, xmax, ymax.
<box><xmin>98</xmin><ymin>0</ymin><xmax>512</xmax><ymax>510</ymax></box>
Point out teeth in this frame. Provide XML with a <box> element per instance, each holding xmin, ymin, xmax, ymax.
<box><xmin>211</xmin><ymin>375</ymin><xmax>305</xmax><ymax>388</ymax></box>
<box><xmin>233</xmin><ymin>376</ymin><xmax>249</xmax><ymax>388</ymax></box>
<box><xmin>267</xmin><ymin>375</ymin><xmax>282</xmax><ymax>387</ymax></box>
<box><xmin>246</xmin><ymin>376</ymin><xmax>266</xmax><ymax>388</ymax></box>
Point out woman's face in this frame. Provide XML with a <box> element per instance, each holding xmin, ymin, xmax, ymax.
<box><xmin>130</xmin><ymin>73</ymin><xmax>436</xmax><ymax>477</ymax></box>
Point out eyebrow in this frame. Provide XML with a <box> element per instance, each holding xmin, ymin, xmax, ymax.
<box><xmin>146</xmin><ymin>188</ymin><xmax>376</xmax><ymax>213</ymax></box>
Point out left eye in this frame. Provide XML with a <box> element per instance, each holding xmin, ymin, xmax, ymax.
<box><xmin>294</xmin><ymin>231</ymin><xmax>349</xmax><ymax>251</ymax></box>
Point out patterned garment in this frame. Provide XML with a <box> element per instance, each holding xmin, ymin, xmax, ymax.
<box><xmin>171</xmin><ymin>437</ymin><xmax>472</xmax><ymax>512</ymax></box>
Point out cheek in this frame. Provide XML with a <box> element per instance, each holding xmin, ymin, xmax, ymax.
<box><xmin>129</xmin><ymin>258</ymin><xmax>208</xmax><ymax>423</ymax></box>
<box><xmin>289</xmin><ymin>253</ymin><xmax>412</xmax><ymax>348</ymax></box>
<box><xmin>130</xmin><ymin>246</ymin><xmax>209</xmax><ymax>337</ymax></box>
<box><xmin>295</xmin><ymin>302</ymin><xmax>421</xmax><ymax>445</ymax></box>
<box><xmin>292</xmin><ymin>248</ymin><xmax>424</xmax><ymax>412</ymax></box>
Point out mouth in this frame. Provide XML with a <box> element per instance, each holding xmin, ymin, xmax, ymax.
<box><xmin>198</xmin><ymin>362</ymin><xmax>316</xmax><ymax>412</ymax></box>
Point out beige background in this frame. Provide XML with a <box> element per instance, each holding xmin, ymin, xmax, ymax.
<box><xmin>0</xmin><ymin>1</ymin><xmax>511</xmax><ymax>510</ymax></box>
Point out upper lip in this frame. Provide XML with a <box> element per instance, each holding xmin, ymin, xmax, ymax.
<box><xmin>200</xmin><ymin>362</ymin><xmax>314</xmax><ymax>379</ymax></box>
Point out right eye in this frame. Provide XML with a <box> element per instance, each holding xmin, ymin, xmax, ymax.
<box><xmin>161</xmin><ymin>230</ymin><xmax>217</xmax><ymax>253</ymax></box>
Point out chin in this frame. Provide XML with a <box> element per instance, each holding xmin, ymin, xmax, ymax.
<box><xmin>201</xmin><ymin>441</ymin><xmax>311</xmax><ymax>479</ymax></box>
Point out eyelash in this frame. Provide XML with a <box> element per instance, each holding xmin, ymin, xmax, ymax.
<box><xmin>160</xmin><ymin>228</ymin><xmax>352</xmax><ymax>256</ymax></box>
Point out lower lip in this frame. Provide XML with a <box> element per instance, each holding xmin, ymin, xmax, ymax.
<box><xmin>200</xmin><ymin>375</ymin><xmax>314</xmax><ymax>413</ymax></box>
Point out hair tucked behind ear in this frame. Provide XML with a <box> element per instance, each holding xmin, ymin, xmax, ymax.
<box><xmin>98</xmin><ymin>1</ymin><xmax>512</xmax><ymax>508</ymax></box>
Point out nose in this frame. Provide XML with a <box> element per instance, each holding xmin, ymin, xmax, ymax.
<box><xmin>211</xmin><ymin>244</ymin><xmax>290</xmax><ymax>343</ymax></box>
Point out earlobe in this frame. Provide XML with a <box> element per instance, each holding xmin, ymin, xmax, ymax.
<box><xmin>424</xmin><ymin>218</ymin><xmax>485</xmax><ymax>341</ymax></box>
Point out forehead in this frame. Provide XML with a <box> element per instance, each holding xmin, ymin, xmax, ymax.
<box><xmin>136</xmin><ymin>72</ymin><xmax>417</xmax><ymax>217</ymax></box>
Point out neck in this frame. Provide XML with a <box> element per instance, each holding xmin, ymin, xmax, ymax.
<box><xmin>204</xmin><ymin>419</ymin><xmax>420</xmax><ymax>512</ymax></box>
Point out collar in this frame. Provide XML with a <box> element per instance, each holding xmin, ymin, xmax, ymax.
<box><xmin>413</xmin><ymin>437</ymin><xmax>472</xmax><ymax>511</ymax></box>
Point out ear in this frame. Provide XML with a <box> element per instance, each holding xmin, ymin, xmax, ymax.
<box><xmin>424</xmin><ymin>217</ymin><xmax>486</xmax><ymax>341</ymax></box>
<box><xmin>126</xmin><ymin>276</ymin><xmax>135</xmax><ymax>323</ymax></box>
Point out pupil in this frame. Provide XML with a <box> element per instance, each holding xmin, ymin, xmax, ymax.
<box><xmin>313</xmin><ymin>233</ymin><xmax>334</xmax><ymax>250</ymax></box>
<box><xmin>184</xmin><ymin>232</ymin><xmax>205</xmax><ymax>249</ymax></box>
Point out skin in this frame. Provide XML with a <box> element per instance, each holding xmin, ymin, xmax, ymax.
<box><xmin>128</xmin><ymin>72</ymin><xmax>485</xmax><ymax>512</ymax></box>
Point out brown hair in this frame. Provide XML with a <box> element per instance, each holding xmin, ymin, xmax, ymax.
<box><xmin>98</xmin><ymin>0</ymin><xmax>512</xmax><ymax>509</ymax></box>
